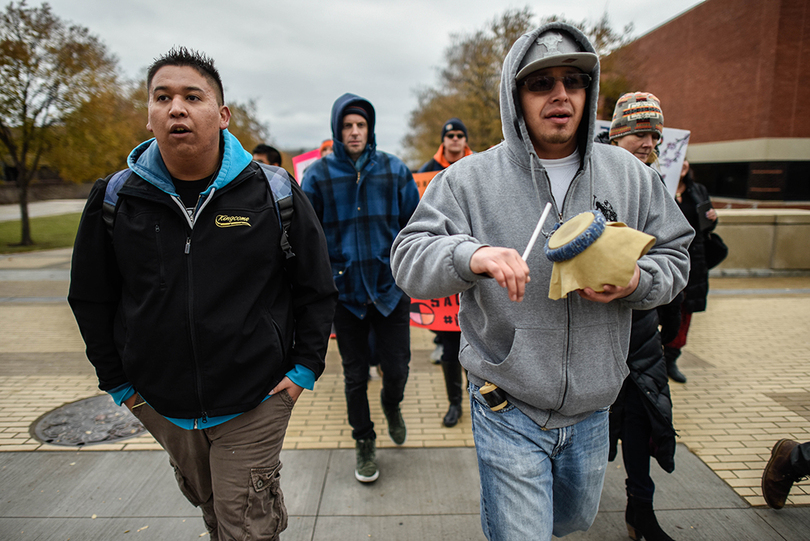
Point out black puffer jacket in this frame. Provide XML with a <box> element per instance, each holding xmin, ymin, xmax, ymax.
<box><xmin>609</xmin><ymin>308</ymin><xmax>677</xmax><ymax>473</ymax></box>
<box><xmin>676</xmin><ymin>172</ymin><xmax>715</xmax><ymax>313</ymax></box>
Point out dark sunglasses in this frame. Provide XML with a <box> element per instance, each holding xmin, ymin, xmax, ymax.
<box><xmin>519</xmin><ymin>73</ymin><xmax>591</xmax><ymax>93</ymax></box>
<box><xmin>444</xmin><ymin>133</ymin><xmax>466</xmax><ymax>139</ymax></box>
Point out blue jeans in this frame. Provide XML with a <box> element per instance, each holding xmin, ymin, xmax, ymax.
<box><xmin>470</xmin><ymin>383</ymin><xmax>609</xmax><ymax>540</ymax></box>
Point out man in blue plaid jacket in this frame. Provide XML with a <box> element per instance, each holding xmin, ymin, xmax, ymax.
<box><xmin>302</xmin><ymin>92</ymin><xmax>419</xmax><ymax>483</ymax></box>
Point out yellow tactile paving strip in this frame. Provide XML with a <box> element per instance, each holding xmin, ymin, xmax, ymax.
<box><xmin>0</xmin><ymin>255</ymin><xmax>808</xmax><ymax>508</ymax></box>
<box><xmin>0</xmin><ymin>306</ymin><xmax>472</xmax><ymax>452</ymax></box>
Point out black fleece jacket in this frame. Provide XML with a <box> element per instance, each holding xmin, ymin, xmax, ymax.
<box><xmin>69</xmin><ymin>162</ymin><xmax>337</xmax><ymax>419</ymax></box>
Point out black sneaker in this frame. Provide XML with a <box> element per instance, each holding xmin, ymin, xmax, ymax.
<box><xmin>381</xmin><ymin>396</ymin><xmax>407</xmax><ymax>445</ymax></box>
<box><xmin>355</xmin><ymin>439</ymin><xmax>379</xmax><ymax>483</ymax></box>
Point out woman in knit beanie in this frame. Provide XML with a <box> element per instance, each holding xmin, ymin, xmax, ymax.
<box><xmin>609</xmin><ymin>92</ymin><xmax>664</xmax><ymax>165</ymax></box>
<box><xmin>604</xmin><ymin>91</ymin><xmax>678</xmax><ymax>541</ymax></box>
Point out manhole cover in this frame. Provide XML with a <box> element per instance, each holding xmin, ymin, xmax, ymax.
<box><xmin>32</xmin><ymin>395</ymin><xmax>146</xmax><ymax>446</ymax></box>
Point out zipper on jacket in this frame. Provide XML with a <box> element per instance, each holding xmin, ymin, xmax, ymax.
<box><xmin>192</xmin><ymin>187</ymin><xmax>216</xmax><ymax>227</ymax></box>
<box><xmin>185</xmin><ymin>242</ymin><xmax>208</xmax><ymax>422</ymax></box>
<box><xmin>170</xmin><ymin>195</ymin><xmax>194</xmax><ymax>229</ymax></box>
<box><xmin>356</xmin><ymin>171</ymin><xmax>361</xmax><ymax>184</ymax></box>
<box><xmin>170</xmin><ymin>192</ymin><xmax>210</xmax><ymax>422</ymax></box>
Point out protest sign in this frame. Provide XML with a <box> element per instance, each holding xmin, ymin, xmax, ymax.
<box><xmin>409</xmin><ymin>169</ymin><xmax>459</xmax><ymax>331</ymax></box>
<box><xmin>410</xmin><ymin>294</ymin><xmax>460</xmax><ymax>332</ymax></box>
<box><xmin>413</xmin><ymin>171</ymin><xmax>439</xmax><ymax>197</ymax></box>
<box><xmin>292</xmin><ymin>149</ymin><xmax>321</xmax><ymax>182</ymax></box>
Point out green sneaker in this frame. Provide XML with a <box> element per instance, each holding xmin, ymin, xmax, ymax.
<box><xmin>381</xmin><ymin>397</ymin><xmax>407</xmax><ymax>445</ymax></box>
<box><xmin>355</xmin><ymin>438</ymin><xmax>379</xmax><ymax>483</ymax></box>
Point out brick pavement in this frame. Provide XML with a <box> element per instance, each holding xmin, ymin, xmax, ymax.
<box><xmin>668</xmin><ymin>290</ymin><xmax>810</xmax><ymax>507</ymax></box>
<box><xmin>1</xmin><ymin>248</ymin><xmax>808</xmax><ymax>509</ymax></box>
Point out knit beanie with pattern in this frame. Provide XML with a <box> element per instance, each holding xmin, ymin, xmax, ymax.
<box><xmin>609</xmin><ymin>92</ymin><xmax>664</xmax><ymax>141</ymax></box>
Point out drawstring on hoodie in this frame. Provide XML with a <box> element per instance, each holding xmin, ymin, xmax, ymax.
<box><xmin>528</xmin><ymin>152</ymin><xmax>560</xmax><ymax>240</ymax></box>
<box><xmin>526</xmin><ymin>146</ymin><xmax>599</xmax><ymax>239</ymax></box>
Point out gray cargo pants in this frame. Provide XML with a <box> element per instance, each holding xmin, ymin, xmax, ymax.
<box><xmin>131</xmin><ymin>391</ymin><xmax>293</xmax><ymax>541</ymax></box>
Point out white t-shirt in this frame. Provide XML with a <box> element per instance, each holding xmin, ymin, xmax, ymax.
<box><xmin>538</xmin><ymin>149</ymin><xmax>580</xmax><ymax>209</ymax></box>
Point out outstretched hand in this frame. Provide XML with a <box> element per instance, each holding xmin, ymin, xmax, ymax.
<box><xmin>470</xmin><ymin>246</ymin><xmax>531</xmax><ymax>302</ymax></box>
<box><xmin>576</xmin><ymin>263</ymin><xmax>640</xmax><ymax>303</ymax></box>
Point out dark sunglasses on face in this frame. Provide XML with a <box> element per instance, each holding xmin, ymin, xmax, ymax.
<box><xmin>519</xmin><ymin>73</ymin><xmax>592</xmax><ymax>93</ymax></box>
<box><xmin>444</xmin><ymin>133</ymin><xmax>465</xmax><ymax>139</ymax></box>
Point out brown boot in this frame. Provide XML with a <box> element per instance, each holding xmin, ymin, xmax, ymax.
<box><xmin>762</xmin><ymin>439</ymin><xmax>802</xmax><ymax>509</ymax></box>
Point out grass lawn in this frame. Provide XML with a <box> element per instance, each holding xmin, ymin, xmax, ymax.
<box><xmin>0</xmin><ymin>213</ymin><xmax>82</xmax><ymax>254</ymax></box>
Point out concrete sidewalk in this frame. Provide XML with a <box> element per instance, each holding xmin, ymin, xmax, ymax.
<box><xmin>0</xmin><ymin>200</ymin><xmax>86</xmax><ymax>222</ymax></box>
<box><xmin>4</xmin><ymin>444</ymin><xmax>808</xmax><ymax>541</ymax></box>
<box><xmin>1</xmin><ymin>248</ymin><xmax>809</xmax><ymax>539</ymax></box>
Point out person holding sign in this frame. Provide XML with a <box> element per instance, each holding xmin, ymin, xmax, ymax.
<box><xmin>392</xmin><ymin>23</ymin><xmax>692</xmax><ymax>540</ymax></box>
<box><xmin>417</xmin><ymin>118</ymin><xmax>473</xmax><ymax>427</ymax></box>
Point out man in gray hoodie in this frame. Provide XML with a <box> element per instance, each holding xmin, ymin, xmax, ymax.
<box><xmin>391</xmin><ymin>23</ymin><xmax>692</xmax><ymax>540</ymax></box>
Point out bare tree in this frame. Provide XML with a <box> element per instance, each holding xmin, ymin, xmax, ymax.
<box><xmin>403</xmin><ymin>8</ymin><xmax>534</xmax><ymax>166</ymax></box>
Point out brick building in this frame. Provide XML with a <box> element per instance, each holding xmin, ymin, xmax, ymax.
<box><xmin>602</xmin><ymin>0</ymin><xmax>810</xmax><ymax>202</ymax></box>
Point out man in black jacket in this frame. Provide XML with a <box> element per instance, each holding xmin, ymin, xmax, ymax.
<box><xmin>417</xmin><ymin>118</ymin><xmax>472</xmax><ymax>173</ymax></box>
<box><xmin>68</xmin><ymin>47</ymin><xmax>337</xmax><ymax>541</ymax></box>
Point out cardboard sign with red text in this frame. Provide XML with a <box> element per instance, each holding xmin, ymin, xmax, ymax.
<box><xmin>413</xmin><ymin>171</ymin><xmax>439</xmax><ymax>197</ymax></box>
<box><xmin>408</xmin><ymin>167</ymin><xmax>460</xmax><ymax>331</ymax></box>
<box><xmin>410</xmin><ymin>294</ymin><xmax>460</xmax><ymax>332</ymax></box>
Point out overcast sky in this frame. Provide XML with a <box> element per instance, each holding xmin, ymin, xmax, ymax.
<box><xmin>44</xmin><ymin>0</ymin><xmax>704</xmax><ymax>159</ymax></box>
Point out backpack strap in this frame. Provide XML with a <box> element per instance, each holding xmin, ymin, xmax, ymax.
<box><xmin>102</xmin><ymin>164</ymin><xmax>296</xmax><ymax>261</ymax></box>
<box><xmin>102</xmin><ymin>169</ymin><xmax>132</xmax><ymax>238</ymax></box>
<box><xmin>258</xmin><ymin>163</ymin><xmax>296</xmax><ymax>260</ymax></box>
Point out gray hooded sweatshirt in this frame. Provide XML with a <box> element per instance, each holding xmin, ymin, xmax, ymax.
<box><xmin>391</xmin><ymin>23</ymin><xmax>693</xmax><ymax>429</ymax></box>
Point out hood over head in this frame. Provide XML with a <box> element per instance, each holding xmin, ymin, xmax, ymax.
<box><xmin>500</xmin><ymin>22</ymin><xmax>600</xmax><ymax>167</ymax></box>
<box><xmin>330</xmin><ymin>93</ymin><xmax>376</xmax><ymax>161</ymax></box>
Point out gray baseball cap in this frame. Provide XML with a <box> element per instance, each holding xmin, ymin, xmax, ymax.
<box><xmin>516</xmin><ymin>29</ymin><xmax>598</xmax><ymax>81</ymax></box>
